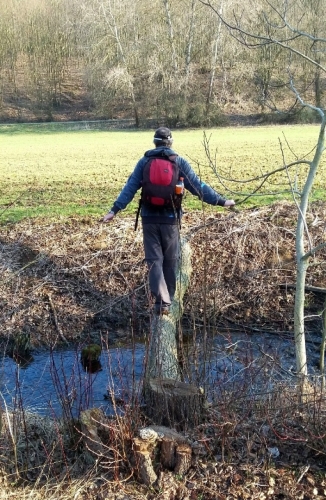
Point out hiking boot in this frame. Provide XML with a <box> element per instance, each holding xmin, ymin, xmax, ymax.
<box><xmin>160</xmin><ymin>307</ymin><xmax>170</xmax><ymax>316</ymax></box>
<box><xmin>154</xmin><ymin>305</ymin><xmax>170</xmax><ymax>316</ymax></box>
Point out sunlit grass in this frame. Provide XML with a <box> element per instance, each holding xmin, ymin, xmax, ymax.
<box><xmin>0</xmin><ymin>123</ymin><xmax>325</xmax><ymax>223</ymax></box>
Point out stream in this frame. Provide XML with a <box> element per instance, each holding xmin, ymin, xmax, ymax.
<box><xmin>0</xmin><ymin>343</ymin><xmax>146</xmax><ymax>417</ymax></box>
<box><xmin>0</xmin><ymin>328</ymin><xmax>322</xmax><ymax>418</ymax></box>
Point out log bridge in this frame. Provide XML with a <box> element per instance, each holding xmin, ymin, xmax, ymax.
<box><xmin>143</xmin><ymin>237</ymin><xmax>206</xmax><ymax>429</ymax></box>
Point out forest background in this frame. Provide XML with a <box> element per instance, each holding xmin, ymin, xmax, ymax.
<box><xmin>1</xmin><ymin>0</ymin><xmax>325</xmax><ymax>126</ymax></box>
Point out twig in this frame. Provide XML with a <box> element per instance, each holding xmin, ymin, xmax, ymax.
<box><xmin>0</xmin><ymin>190</ymin><xmax>30</xmax><ymax>219</ymax></box>
<box><xmin>47</xmin><ymin>294</ymin><xmax>69</xmax><ymax>344</ymax></box>
<box><xmin>297</xmin><ymin>464</ymin><xmax>310</xmax><ymax>483</ymax></box>
<box><xmin>279</xmin><ymin>283</ymin><xmax>326</xmax><ymax>294</ymax></box>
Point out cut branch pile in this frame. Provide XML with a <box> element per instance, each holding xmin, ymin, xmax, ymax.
<box><xmin>0</xmin><ymin>201</ymin><xmax>325</xmax><ymax>347</ymax></box>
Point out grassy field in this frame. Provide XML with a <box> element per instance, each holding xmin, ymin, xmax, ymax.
<box><xmin>0</xmin><ymin>122</ymin><xmax>325</xmax><ymax>223</ymax></box>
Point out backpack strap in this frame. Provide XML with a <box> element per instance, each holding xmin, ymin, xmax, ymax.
<box><xmin>134</xmin><ymin>198</ymin><xmax>142</xmax><ymax>231</ymax></box>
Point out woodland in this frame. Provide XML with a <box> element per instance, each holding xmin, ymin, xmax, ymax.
<box><xmin>0</xmin><ymin>0</ymin><xmax>325</xmax><ymax>126</ymax></box>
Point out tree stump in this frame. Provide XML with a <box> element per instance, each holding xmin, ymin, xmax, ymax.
<box><xmin>133</xmin><ymin>425</ymin><xmax>193</xmax><ymax>485</ymax></box>
<box><xmin>79</xmin><ymin>408</ymin><xmax>106</xmax><ymax>457</ymax></box>
<box><xmin>11</xmin><ymin>332</ymin><xmax>33</xmax><ymax>366</ymax></box>
<box><xmin>81</xmin><ymin>344</ymin><xmax>102</xmax><ymax>373</ymax></box>
<box><xmin>133</xmin><ymin>437</ymin><xmax>158</xmax><ymax>485</ymax></box>
<box><xmin>144</xmin><ymin>378</ymin><xmax>205</xmax><ymax>428</ymax></box>
<box><xmin>174</xmin><ymin>443</ymin><xmax>192</xmax><ymax>475</ymax></box>
<box><xmin>161</xmin><ymin>437</ymin><xmax>176</xmax><ymax>469</ymax></box>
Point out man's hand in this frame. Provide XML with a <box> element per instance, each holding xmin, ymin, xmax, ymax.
<box><xmin>224</xmin><ymin>200</ymin><xmax>236</xmax><ymax>207</ymax></box>
<box><xmin>102</xmin><ymin>211</ymin><xmax>115</xmax><ymax>223</ymax></box>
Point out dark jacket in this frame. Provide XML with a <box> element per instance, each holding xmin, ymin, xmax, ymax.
<box><xmin>110</xmin><ymin>146</ymin><xmax>226</xmax><ymax>224</ymax></box>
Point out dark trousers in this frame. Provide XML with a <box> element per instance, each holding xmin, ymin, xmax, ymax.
<box><xmin>142</xmin><ymin>223</ymin><xmax>179</xmax><ymax>306</ymax></box>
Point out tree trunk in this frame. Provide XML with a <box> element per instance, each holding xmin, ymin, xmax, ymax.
<box><xmin>143</xmin><ymin>238</ymin><xmax>206</xmax><ymax>428</ymax></box>
<box><xmin>144</xmin><ymin>378</ymin><xmax>206</xmax><ymax>428</ymax></box>
<box><xmin>206</xmin><ymin>2</ymin><xmax>224</xmax><ymax>111</ymax></box>
<box><xmin>294</xmin><ymin>115</ymin><xmax>326</xmax><ymax>377</ymax></box>
<box><xmin>145</xmin><ymin>237</ymin><xmax>192</xmax><ymax>381</ymax></box>
<box><xmin>163</xmin><ymin>0</ymin><xmax>178</xmax><ymax>73</ymax></box>
<box><xmin>184</xmin><ymin>0</ymin><xmax>196</xmax><ymax>91</ymax></box>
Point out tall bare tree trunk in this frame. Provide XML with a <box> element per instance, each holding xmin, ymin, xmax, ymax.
<box><xmin>163</xmin><ymin>0</ymin><xmax>178</xmax><ymax>73</ymax></box>
<box><xmin>207</xmin><ymin>2</ymin><xmax>224</xmax><ymax>111</ymax></box>
<box><xmin>184</xmin><ymin>0</ymin><xmax>197</xmax><ymax>91</ymax></box>
<box><xmin>101</xmin><ymin>0</ymin><xmax>140</xmax><ymax>126</ymax></box>
<box><xmin>294</xmin><ymin>114</ymin><xmax>326</xmax><ymax>377</ymax></box>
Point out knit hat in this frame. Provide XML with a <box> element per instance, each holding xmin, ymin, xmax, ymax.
<box><xmin>154</xmin><ymin>127</ymin><xmax>172</xmax><ymax>141</ymax></box>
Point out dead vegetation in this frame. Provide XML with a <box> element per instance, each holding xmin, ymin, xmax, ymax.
<box><xmin>1</xmin><ymin>380</ymin><xmax>326</xmax><ymax>499</ymax></box>
<box><xmin>1</xmin><ymin>201</ymin><xmax>326</xmax><ymax>498</ymax></box>
<box><xmin>0</xmin><ymin>201</ymin><xmax>325</xmax><ymax>348</ymax></box>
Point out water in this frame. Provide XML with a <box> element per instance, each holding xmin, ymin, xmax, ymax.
<box><xmin>0</xmin><ymin>344</ymin><xmax>146</xmax><ymax>417</ymax></box>
<box><xmin>0</xmin><ymin>329</ymin><xmax>321</xmax><ymax>417</ymax></box>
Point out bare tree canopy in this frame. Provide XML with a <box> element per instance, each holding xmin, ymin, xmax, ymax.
<box><xmin>1</xmin><ymin>0</ymin><xmax>325</xmax><ymax>124</ymax></box>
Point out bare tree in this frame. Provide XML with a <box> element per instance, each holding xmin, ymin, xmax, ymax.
<box><xmin>301</xmin><ymin>0</ymin><xmax>326</xmax><ymax>108</ymax></box>
<box><xmin>0</xmin><ymin>2</ymin><xmax>20</xmax><ymax>117</ymax></box>
<box><xmin>184</xmin><ymin>0</ymin><xmax>197</xmax><ymax>90</ymax></box>
<box><xmin>98</xmin><ymin>0</ymin><xmax>140</xmax><ymax>126</ymax></box>
<box><xmin>199</xmin><ymin>0</ymin><xmax>326</xmax><ymax>379</ymax></box>
<box><xmin>163</xmin><ymin>0</ymin><xmax>178</xmax><ymax>73</ymax></box>
<box><xmin>206</xmin><ymin>1</ymin><xmax>224</xmax><ymax>112</ymax></box>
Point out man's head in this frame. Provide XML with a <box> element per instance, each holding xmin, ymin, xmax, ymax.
<box><xmin>153</xmin><ymin>127</ymin><xmax>173</xmax><ymax>147</ymax></box>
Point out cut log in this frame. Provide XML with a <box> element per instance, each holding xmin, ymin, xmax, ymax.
<box><xmin>145</xmin><ymin>238</ymin><xmax>192</xmax><ymax>381</ymax></box>
<box><xmin>279</xmin><ymin>283</ymin><xmax>326</xmax><ymax>294</ymax></box>
<box><xmin>149</xmin><ymin>425</ymin><xmax>189</xmax><ymax>444</ymax></box>
<box><xmin>143</xmin><ymin>238</ymin><xmax>207</xmax><ymax>428</ymax></box>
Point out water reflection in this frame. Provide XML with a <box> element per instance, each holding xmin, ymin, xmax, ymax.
<box><xmin>80</xmin><ymin>358</ymin><xmax>102</xmax><ymax>374</ymax></box>
<box><xmin>0</xmin><ymin>329</ymin><xmax>319</xmax><ymax>418</ymax></box>
<box><xmin>0</xmin><ymin>344</ymin><xmax>146</xmax><ymax>417</ymax></box>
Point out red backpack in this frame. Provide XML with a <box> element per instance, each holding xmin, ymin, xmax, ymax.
<box><xmin>141</xmin><ymin>153</ymin><xmax>181</xmax><ymax>208</ymax></box>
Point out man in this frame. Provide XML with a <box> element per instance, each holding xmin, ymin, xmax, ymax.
<box><xmin>103</xmin><ymin>127</ymin><xmax>235</xmax><ymax>315</ymax></box>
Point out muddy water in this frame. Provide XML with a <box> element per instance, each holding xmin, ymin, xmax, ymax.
<box><xmin>0</xmin><ymin>329</ymin><xmax>322</xmax><ymax>417</ymax></box>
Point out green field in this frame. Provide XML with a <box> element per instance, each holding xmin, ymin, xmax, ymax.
<box><xmin>0</xmin><ymin>123</ymin><xmax>325</xmax><ymax>223</ymax></box>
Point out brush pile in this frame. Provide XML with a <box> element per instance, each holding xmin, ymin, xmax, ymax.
<box><xmin>0</xmin><ymin>201</ymin><xmax>325</xmax><ymax>347</ymax></box>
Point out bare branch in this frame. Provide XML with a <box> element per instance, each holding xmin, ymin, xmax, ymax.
<box><xmin>201</xmin><ymin>131</ymin><xmax>311</xmax><ymax>204</ymax></box>
<box><xmin>302</xmin><ymin>241</ymin><xmax>326</xmax><ymax>262</ymax></box>
<box><xmin>198</xmin><ymin>0</ymin><xmax>326</xmax><ymax>73</ymax></box>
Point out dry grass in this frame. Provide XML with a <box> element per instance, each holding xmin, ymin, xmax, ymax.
<box><xmin>1</xmin><ymin>380</ymin><xmax>326</xmax><ymax>499</ymax></box>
